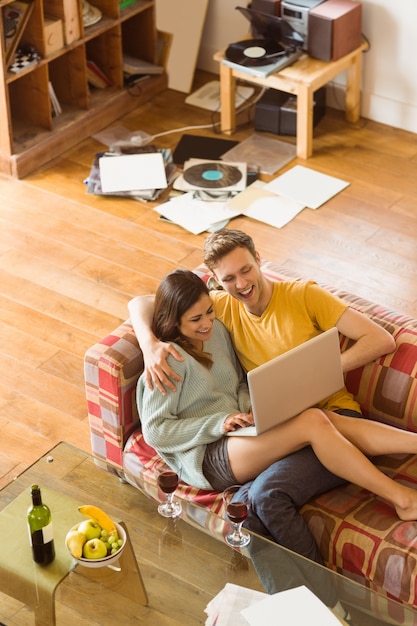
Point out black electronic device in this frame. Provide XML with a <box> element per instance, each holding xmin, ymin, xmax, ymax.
<box><xmin>254</xmin><ymin>86</ymin><xmax>326</xmax><ymax>135</ymax></box>
<box><xmin>225</xmin><ymin>6</ymin><xmax>304</xmax><ymax>71</ymax></box>
<box><xmin>172</xmin><ymin>134</ymin><xmax>239</xmax><ymax>166</ymax></box>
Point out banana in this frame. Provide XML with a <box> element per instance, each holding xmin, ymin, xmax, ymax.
<box><xmin>77</xmin><ymin>504</ymin><xmax>117</xmax><ymax>533</ymax></box>
<box><xmin>65</xmin><ymin>529</ymin><xmax>87</xmax><ymax>559</ymax></box>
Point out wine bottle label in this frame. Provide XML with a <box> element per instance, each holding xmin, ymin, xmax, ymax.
<box><xmin>28</xmin><ymin>521</ymin><xmax>54</xmax><ymax>546</ymax></box>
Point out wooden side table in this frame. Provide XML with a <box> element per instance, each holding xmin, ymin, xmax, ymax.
<box><xmin>213</xmin><ymin>42</ymin><xmax>368</xmax><ymax>159</ymax></box>
<box><xmin>0</xmin><ymin>487</ymin><xmax>147</xmax><ymax>625</ymax></box>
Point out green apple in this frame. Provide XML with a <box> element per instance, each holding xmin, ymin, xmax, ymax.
<box><xmin>82</xmin><ymin>538</ymin><xmax>108</xmax><ymax>559</ymax></box>
<box><xmin>78</xmin><ymin>519</ymin><xmax>102</xmax><ymax>541</ymax></box>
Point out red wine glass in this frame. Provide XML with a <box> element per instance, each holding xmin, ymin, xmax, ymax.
<box><xmin>156</xmin><ymin>467</ymin><xmax>182</xmax><ymax>518</ymax></box>
<box><xmin>222</xmin><ymin>485</ymin><xmax>251</xmax><ymax>548</ymax></box>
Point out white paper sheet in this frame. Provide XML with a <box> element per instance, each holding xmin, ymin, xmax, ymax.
<box><xmin>99</xmin><ymin>153</ymin><xmax>168</xmax><ymax>192</ymax></box>
<box><xmin>227</xmin><ymin>181</ymin><xmax>305</xmax><ymax>228</ymax></box>
<box><xmin>241</xmin><ymin>586</ymin><xmax>341</xmax><ymax>626</ymax></box>
<box><xmin>205</xmin><ymin>583</ymin><xmax>267</xmax><ymax>626</ymax></box>
<box><xmin>155</xmin><ymin>192</ymin><xmax>241</xmax><ymax>235</ymax></box>
<box><xmin>265</xmin><ymin>165</ymin><xmax>350</xmax><ymax>209</ymax></box>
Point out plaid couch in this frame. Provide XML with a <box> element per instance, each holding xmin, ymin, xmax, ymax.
<box><xmin>84</xmin><ymin>262</ymin><xmax>417</xmax><ymax>611</ymax></box>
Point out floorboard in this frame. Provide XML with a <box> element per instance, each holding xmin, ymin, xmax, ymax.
<box><xmin>0</xmin><ymin>68</ymin><xmax>416</xmax><ymax>623</ymax></box>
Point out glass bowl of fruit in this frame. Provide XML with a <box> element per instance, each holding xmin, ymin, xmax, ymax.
<box><xmin>65</xmin><ymin>505</ymin><xmax>126</xmax><ymax>569</ymax></box>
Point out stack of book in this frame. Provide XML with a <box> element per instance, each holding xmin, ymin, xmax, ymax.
<box><xmin>87</xmin><ymin>60</ymin><xmax>112</xmax><ymax>89</ymax></box>
<box><xmin>123</xmin><ymin>54</ymin><xmax>164</xmax><ymax>78</ymax></box>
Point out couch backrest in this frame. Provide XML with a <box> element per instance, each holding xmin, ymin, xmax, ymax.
<box><xmin>84</xmin><ymin>321</ymin><xmax>143</xmax><ymax>472</ymax></box>
<box><xmin>84</xmin><ymin>262</ymin><xmax>417</xmax><ymax>471</ymax></box>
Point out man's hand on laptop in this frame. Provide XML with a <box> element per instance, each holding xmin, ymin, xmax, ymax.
<box><xmin>223</xmin><ymin>412</ymin><xmax>254</xmax><ymax>434</ymax></box>
<box><xmin>143</xmin><ymin>339</ymin><xmax>183</xmax><ymax>394</ymax></box>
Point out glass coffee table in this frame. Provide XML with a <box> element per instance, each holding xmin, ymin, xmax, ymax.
<box><xmin>0</xmin><ymin>442</ymin><xmax>416</xmax><ymax>625</ymax></box>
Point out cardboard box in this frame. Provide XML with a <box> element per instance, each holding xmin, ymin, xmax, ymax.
<box><xmin>44</xmin><ymin>17</ymin><xmax>64</xmax><ymax>55</ymax></box>
<box><xmin>308</xmin><ymin>0</ymin><xmax>362</xmax><ymax>61</ymax></box>
<box><xmin>43</xmin><ymin>0</ymin><xmax>80</xmax><ymax>44</ymax></box>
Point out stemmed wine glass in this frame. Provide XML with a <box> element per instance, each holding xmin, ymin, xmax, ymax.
<box><xmin>222</xmin><ymin>485</ymin><xmax>251</xmax><ymax>548</ymax></box>
<box><xmin>155</xmin><ymin>466</ymin><xmax>182</xmax><ymax>518</ymax></box>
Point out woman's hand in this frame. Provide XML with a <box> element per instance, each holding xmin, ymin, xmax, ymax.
<box><xmin>223</xmin><ymin>411</ymin><xmax>254</xmax><ymax>434</ymax></box>
<box><xmin>144</xmin><ymin>339</ymin><xmax>183</xmax><ymax>394</ymax></box>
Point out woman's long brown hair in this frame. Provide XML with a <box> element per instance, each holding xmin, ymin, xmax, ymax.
<box><xmin>152</xmin><ymin>270</ymin><xmax>213</xmax><ymax>368</ymax></box>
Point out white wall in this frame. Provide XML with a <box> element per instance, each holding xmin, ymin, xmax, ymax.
<box><xmin>196</xmin><ymin>0</ymin><xmax>417</xmax><ymax>134</ymax></box>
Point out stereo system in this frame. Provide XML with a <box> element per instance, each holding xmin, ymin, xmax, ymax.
<box><xmin>250</xmin><ymin>0</ymin><xmax>362</xmax><ymax>61</ymax></box>
<box><xmin>281</xmin><ymin>0</ymin><xmax>325</xmax><ymax>49</ymax></box>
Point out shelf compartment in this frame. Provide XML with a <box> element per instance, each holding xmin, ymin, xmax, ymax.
<box><xmin>85</xmin><ymin>23</ymin><xmax>122</xmax><ymax>89</ymax></box>
<box><xmin>121</xmin><ymin>6</ymin><xmax>156</xmax><ymax>63</ymax></box>
<box><xmin>9</xmin><ymin>64</ymin><xmax>52</xmax><ymax>139</ymax></box>
<box><xmin>48</xmin><ymin>44</ymin><xmax>88</xmax><ymax>109</ymax></box>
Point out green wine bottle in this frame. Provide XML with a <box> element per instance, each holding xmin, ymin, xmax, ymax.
<box><xmin>27</xmin><ymin>485</ymin><xmax>55</xmax><ymax>565</ymax></box>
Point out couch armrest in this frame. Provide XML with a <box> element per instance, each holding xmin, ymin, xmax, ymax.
<box><xmin>84</xmin><ymin>321</ymin><xmax>144</xmax><ymax>473</ymax></box>
<box><xmin>340</xmin><ymin>297</ymin><xmax>417</xmax><ymax>431</ymax></box>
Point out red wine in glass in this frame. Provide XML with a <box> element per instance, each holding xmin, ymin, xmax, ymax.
<box><xmin>223</xmin><ymin>485</ymin><xmax>251</xmax><ymax>548</ymax></box>
<box><xmin>226</xmin><ymin>501</ymin><xmax>248</xmax><ymax>524</ymax></box>
<box><xmin>158</xmin><ymin>471</ymin><xmax>179</xmax><ymax>494</ymax></box>
<box><xmin>156</xmin><ymin>468</ymin><xmax>182</xmax><ymax>518</ymax></box>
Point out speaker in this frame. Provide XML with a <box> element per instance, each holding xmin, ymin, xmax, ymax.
<box><xmin>308</xmin><ymin>0</ymin><xmax>362</xmax><ymax>61</ymax></box>
<box><xmin>251</xmin><ymin>0</ymin><xmax>281</xmax><ymax>15</ymax></box>
<box><xmin>254</xmin><ymin>87</ymin><xmax>326</xmax><ymax>136</ymax></box>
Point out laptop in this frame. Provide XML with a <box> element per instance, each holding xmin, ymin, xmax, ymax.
<box><xmin>227</xmin><ymin>327</ymin><xmax>344</xmax><ymax>436</ymax></box>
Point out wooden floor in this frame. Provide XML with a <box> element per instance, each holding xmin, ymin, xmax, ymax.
<box><xmin>1</xmin><ymin>70</ymin><xmax>417</xmax><ymax>496</ymax></box>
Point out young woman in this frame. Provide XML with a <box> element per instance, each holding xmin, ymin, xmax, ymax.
<box><xmin>137</xmin><ymin>269</ymin><xmax>417</xmax><ymax>521</ymax></box>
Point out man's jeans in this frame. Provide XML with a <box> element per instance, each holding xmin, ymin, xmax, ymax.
<box><xmin>235</xmin><ymin>446</ymin><xmax>348</xmax><ymax>607</ymax></box>
<box><xmin>246</xmin><ymin>445</ymin><xmax>347</xmax><ymax>563</ymax></box>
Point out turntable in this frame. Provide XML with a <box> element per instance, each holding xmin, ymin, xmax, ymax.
<box><xmin>224</xmin><ymin>6</ymin><xmax>304</xmax><ymax>77</ymax></box>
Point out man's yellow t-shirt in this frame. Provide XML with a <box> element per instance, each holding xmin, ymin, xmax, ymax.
<box><xmin>210</xmin><ymin>280</ymin><xmax>360</xmax><ymax>413</ymax></box>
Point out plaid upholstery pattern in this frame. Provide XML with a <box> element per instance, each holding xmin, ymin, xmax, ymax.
<box><xmin>84</xmin><ymin>323</ymin><xmax>143</xmax><ymax>473</ymax></box>
<box><xmin>84</xmin><ymin>262</ymin><xmax>417</xmax><ymax>609</ymax></box>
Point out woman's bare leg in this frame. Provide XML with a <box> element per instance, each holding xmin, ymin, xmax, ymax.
<box><xmin>325</xmin><ymin>411</ymin><xmax>417</xmax><ymax>456</ymax></box>
<box><xmin>227</xmin><ymin>408</ymin><xmax>417</xmax><ymax>521</ymax></box>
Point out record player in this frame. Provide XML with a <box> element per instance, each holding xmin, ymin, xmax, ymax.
<box><xmin>224</xmin><ymin>6</ymin><xmax>304</xmax><ymax>75</ymax></box>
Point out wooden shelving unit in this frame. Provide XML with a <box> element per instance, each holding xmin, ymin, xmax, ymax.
<box><xmin>0</xmin><ymin>0</ymin><xmax>167</xmax><ymax>177</ymax></box>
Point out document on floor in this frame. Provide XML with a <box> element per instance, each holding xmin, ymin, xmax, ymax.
<box><xmin>227</xmin><ymin>180</ymin><xmax>305</xmax><ymax>228</ymax></box>
<box><xmin>265</xmin><ymin>165</ymin><xmax>350</xmax><ymax>209</ymax></box>
<box><xmin>155</xmin><ymin>192</ymin><xmax>242</xmax><ymax>235</ymax></box>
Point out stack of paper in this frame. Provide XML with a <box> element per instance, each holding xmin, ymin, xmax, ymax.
<box><xmin>205</xmin><ymin>584</ymin><xmax>343</xmax><ymax>625</ymax></box>
<box><xmin>205</xmin><ymin>583</ymin><xmax>267</xmax><ymax>626</ymax></box>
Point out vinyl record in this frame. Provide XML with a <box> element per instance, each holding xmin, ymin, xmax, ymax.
<box><xmin>183</xmin><ymin>162</ymin><xmax>243</xmax><ymax>189</ymax></box>
<box><xmin>225</xmin><ymin>38</ymin><xmax>285</xmax><ymax>67</ymax></box>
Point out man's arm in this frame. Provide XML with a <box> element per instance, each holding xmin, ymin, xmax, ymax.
<box><xmin>336</xmin><ymin>307</ymin><xmax>396</xmax><ymax>372</ymax></box>
<box><xmin>128</xmin><ymin>295</ymin><xmax>183</xmax><ymax>393</ymax></box>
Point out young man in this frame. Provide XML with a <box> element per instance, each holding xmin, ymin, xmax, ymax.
<box><xmin>128</xmin><ymin>229</ymin><xmax>395</xmax><ymax>565</ymax></box>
